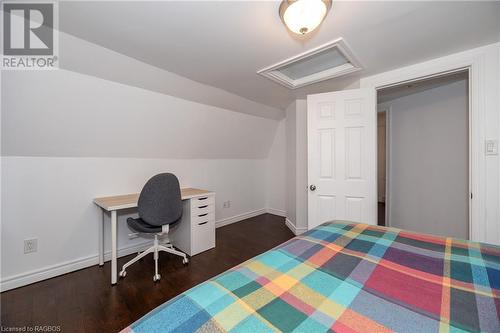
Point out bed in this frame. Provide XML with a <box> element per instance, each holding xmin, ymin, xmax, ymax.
<box><xmin>122</xmin><ymin>221</ymin><xmax>500</xmax><ymax>333</ymax></box>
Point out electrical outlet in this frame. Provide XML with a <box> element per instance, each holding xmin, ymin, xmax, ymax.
<box><xmin>485</xmin><ymin>139</ymin><xmax>498</xmax><ymax>155</ymax></box>
<box><xmin>223</xmin><ymin>201</ymin><xmax>231</xmax><ymax>209</ymax></box>
<box><xmin>24</xmin><ymin>238</ymin><xmax>38</xmax><ymax>254</ymax></box>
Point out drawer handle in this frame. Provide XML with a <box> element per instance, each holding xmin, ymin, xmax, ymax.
<box><xmin>198</xmin><ymin>221</ymin><xmax>208</xmax><ymax>226</ymax></box>
<box><xmin>198</xmin><ymin>197</ymin><xmax>208</xmax><ymax>201</ymax></box>
<box><xmin>198</xmin><ymin>205</ymin><xmax>208</xmax><ymax>209</ymax></box>
<box><xmin>198</xmin><ymin>213</ymin><xmax>208</xmax><ymax>217</ymax></box>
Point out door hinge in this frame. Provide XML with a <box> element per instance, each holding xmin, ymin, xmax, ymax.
<box><xmin>471</xmin><ymin>193</ymin><xmax>473</xmax><ymax>199</ymax></box>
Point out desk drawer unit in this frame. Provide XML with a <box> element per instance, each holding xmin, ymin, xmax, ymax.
<box><xmin>171</xmin><ymin>194</ymin><xmax>216</xmax><ymax>256</ymax></box>
<box><xmin>193</xmin><ymin>195</ymin><xmax>215</xmax><ymax>207</ymax></box>
<box><xmin>191</xmin><ymin>195</ymin><xmax>215</xmax><ymax>255</ymax></box>
<box><xmin>194</xmin><ymin>204</ymin><xmax>214</xmax><ymax>216</ymax></box>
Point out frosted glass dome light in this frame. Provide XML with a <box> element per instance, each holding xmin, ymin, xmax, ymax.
<box><xmin>279</xmin><ymin>0</ymin><xmax>332</xmax><ymax>35</ymax></box>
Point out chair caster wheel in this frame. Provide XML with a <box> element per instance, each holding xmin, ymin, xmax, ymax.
<box><xmin>119</xmin><ymin>270</ymin><xmax>127</xmax><ymax>278</ymax></box>
<box><xmin>153</xmin><ymin>274</ymin><xmax>161</xmax><ymax>282</ymax></box>
<box><xmin>182</xmin><ymin>257</ymin><xmax>189</xmax><ymax>265</ymax></box>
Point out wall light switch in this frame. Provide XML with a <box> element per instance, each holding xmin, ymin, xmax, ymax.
<box><xmin>485</xmin><ymin>139</ymin><xmax>498</xmax><ymax>156</ymax></box>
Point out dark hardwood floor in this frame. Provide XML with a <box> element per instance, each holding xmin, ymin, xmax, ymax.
<box><xmin>378</xmin><ymin>202</ymin><xmax>386</xmax><ymax>226</ymax></box>
<box><xmin>1</xmin><ymin>214</ymin><xmax>293</xmax><ymax>333</ymax></box>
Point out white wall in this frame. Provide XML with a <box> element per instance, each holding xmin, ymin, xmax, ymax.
<box><xmin>380</xmin><ymin>79</ymin><xmax>469</xmax><ymax>238</ymax></box>
<box><xmin>1</xmin><ymin>157</ymin><xmax>267</xmax><ymax>287</ymax></box>
<box><xmin>284</xmin><ymin>100</ymin><xmax>308</xmax><ymax>234</ymax></box>
<box><xmin>265</xmin><ymin>119</ymin><xmax>286</xmax><ymax>215</ymax></box>
<box><xmin>59</xmin><ymin>32</ymin><xmax>284</xmax><ymax>120</ymax></box>
<box><xmin>1</xmin><ymin>36</ymin><xmax>284</xmax><ymax>290</ymax></box>
<box><xmin>295</xmin><ymin>100</ymin><xmax>308</xmax><ymax>231</ymax></box>
<box><xmin>1</xmin><ymin>70</ymin><xmax>277</xmax><ymax>158</ymax></box>
<box><xmin>285</xmin><ymin>102</ymin><xmax>297</xmax><ymax>229</ymax></box>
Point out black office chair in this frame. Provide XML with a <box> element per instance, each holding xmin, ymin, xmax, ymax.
<box><xmin>119</xmin><ymin>173</ymin><xmax>188</xmax><ymax>282</ymax></box>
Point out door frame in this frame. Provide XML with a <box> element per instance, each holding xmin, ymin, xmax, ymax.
<box><xmin>377</xmin><ymin>106</ymin><xmax>391</xmax><ymax>227</ymax></box>
<box><xmin>360</xmin><ymin>45</ymin><xmax>492</xmax><ymax>243</ymax></box>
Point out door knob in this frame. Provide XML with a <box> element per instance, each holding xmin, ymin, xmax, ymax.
<box><xmin>309</xmin><ymin>185</ymin><xmax>316</xmax><ymax>191</ymax></box>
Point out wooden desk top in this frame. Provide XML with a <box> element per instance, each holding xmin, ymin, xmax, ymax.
<box><xmin>94</xmin><ymin>188</ymin><xmax>214</xmax><ymax>211</ymax></box>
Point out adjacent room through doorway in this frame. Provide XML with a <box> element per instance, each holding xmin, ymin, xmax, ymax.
<box><xmin>376</xmin><ymin>71</ymin><xmax>469</xmax><ymax>239</ymax></box>
<box><xmin>377</xmin><ymin>111</ymin><xmax>387</xmax><ymax>227</ymax></box>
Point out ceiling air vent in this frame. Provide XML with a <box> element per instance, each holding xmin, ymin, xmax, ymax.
<box><xmin>258</xmin><ymin>38</ymin><xmax>362</xmax><ymax>89</ymax></box>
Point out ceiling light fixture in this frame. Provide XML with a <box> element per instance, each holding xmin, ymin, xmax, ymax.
<box><xmin>279</xmin><ymin>0</ymin><xmax>332</xmax><ymax>35</ymax></box>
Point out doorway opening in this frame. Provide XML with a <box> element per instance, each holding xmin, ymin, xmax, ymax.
<box><xmin>377</xmin><ymin>111</ymin><xmax>387</xmax><ymax>226</ymax></box>
<box><xmin>376</xmin><ymin>70</ymin><xmax>470</xmax><ymax>239</ymax></box>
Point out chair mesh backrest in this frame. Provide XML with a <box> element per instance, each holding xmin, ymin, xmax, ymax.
<box><xmin>137</xmin><ymin>173</ymin><xmax>182</xmax><ymax>226</ymax></box>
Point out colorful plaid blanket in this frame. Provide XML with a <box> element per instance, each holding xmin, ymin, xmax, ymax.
<box><xmin>122</xmin><ymin>222</ymin><xmax>500</xmax><ymax>333</ymax></box>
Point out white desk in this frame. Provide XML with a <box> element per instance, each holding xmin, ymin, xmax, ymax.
<box><xmin>94</xmin><ymin>188</ymin><xmax>215</xmax><ymax>285</ymax></box>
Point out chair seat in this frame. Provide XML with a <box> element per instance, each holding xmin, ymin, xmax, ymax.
<box><xmin>127</xmin><ymin>217</ymin><xmax>163</xmax><ymax>233</ymax></box>
<box><xmin>127</xmin><ymin>217</ymin><xmax>181</xmax><ymax>234</ymax></box>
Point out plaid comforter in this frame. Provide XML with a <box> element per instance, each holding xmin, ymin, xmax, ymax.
<box><xmin>123</xmin><ymin>222</ymin><xmax>500</xmax><ymax>332</ymax></box>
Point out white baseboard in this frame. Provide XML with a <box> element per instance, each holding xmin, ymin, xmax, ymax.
<box><xmin>1</xmin><ymin>209</ymin><xmax>269</xmax><ymax>292</ymax></box>
<box><xmin>0</xmin><ymin>241</ymin><xmax>151</xmax><ymax>292</ymax></box>
<box><xmin>215</xmin><ymin>208</ymin><xmax>266</xmax><ymax>228</ymax></box>
<box><xmin>285</xmin><ymin>218</ymin><xmax>308</xmax><ymax>235</ymax></box>
<box><xmin>266</xmin><ymin>208</ymin><xmax>286</xmax><ymax>217</ymax></box>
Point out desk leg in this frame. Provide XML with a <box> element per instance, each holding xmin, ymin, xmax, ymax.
<box><xmin>111</xmin><ymin>210</ymin><xmax>117</xmax><ymax>285</ymax></box>
<box><xmin>98</xmin><ymin>210</ymin><xmax>104</xmax><ymax>267</ymax></box>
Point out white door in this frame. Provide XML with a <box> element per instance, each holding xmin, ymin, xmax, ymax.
<box><xmin>307</xmin><ymin>88</ymin><xmax>377</xmax><ymax>230</ymax></box>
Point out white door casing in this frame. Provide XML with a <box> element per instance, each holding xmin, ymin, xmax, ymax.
<box><xmin>307</xmin><ymin>88</ymin><xmax>377</xmax><ymax>230</ymax></box>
